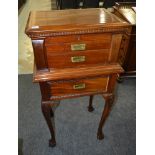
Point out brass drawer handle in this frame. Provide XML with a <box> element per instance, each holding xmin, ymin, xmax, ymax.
<box><xmin>73</xmin><ymin>83</ymin><xmax>85</xmax><ymax>90</ymax></box>
<box><xmin>71</xmin><ymin>56</ymin><xmax>85</xmax><ymax>63</ymax></box>
<box><xmin>71</xmin><ymin>43</ymin><xmax>86</xmax><ymax>51</ymax></box>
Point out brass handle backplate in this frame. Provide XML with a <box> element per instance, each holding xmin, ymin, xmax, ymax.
<box><xmin>73</xmin><ymin>83</ymin><xmax>85</xmax><ymax>90</ymax></box>
<box><xmin>71</xmin><ymin>56</ymin><xmax>85</xmax><ymax>63</ymax></box>
<box><xmin>71</xmin><ymin>43</ymin><xmax>86</xmax><ymax>51</ymax></box>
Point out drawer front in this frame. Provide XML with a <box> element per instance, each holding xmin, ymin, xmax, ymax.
<box><xmin>45</xmin><ymin>33</ymin><xmax>112</xmax><ymax>44</ymax></box>
<box><xmin>50</xmin><ymin>76</ymin><xmax>109</xmax><ymax>97</ymax></box>
<box><xmin>45</xmin><ymin>40</ymin><xmax>111</xmax><ymax>52</ymax></box>
<box><xmin>45</xmin><ymin>34</ymin><xmax>111</xmax><ymax>53</ymax></box>
<box><xmin>47</xmin><ymin>49</ymin><xmax>109</xmax><ymax>69</ymax></box>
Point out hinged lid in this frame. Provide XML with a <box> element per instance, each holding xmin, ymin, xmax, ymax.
<box><xmin>25</xmin><ymin>8</ymin><xmax>130</xmax><ymax>38</ymax></box>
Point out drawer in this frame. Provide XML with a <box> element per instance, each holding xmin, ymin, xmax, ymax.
<box><xmin>46</xmin><ymin>49</ymin><xmax>109</xmax><ymax>69</ymax></box>
<box><xmin>50</xmin><ymin>76</ymin><xmax>109</xmax><ymax>97</ymax></box>
<box><xmin>45</xmin><ymin>33</ymin><xmax>112</xmax><ymax>44</ymax></box>
<box><xmin>45</xmin><ymin>34</ymin><xmax>111</xmax><ymax>53</ymax></box>
<box><xmin>45</xmin><ymin>40</ymin><xmax>111</xmax><ymax>52</ymax></box>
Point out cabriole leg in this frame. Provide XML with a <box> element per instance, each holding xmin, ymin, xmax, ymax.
<box><xmin>88</xmin><ymin>95</ymin><xmax>94</xmax><ymax>112</ymax></box>
<box><xmin>41</xmin><ymin>101</ymin><xmax>56</xmax><ymax>147</ymax></box>
<box><xmin>97</xmin><ymin>94</ymin><xmax>115</xmax><ymax>140</ymax></box>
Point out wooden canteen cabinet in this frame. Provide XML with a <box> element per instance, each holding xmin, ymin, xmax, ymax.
<box><xmin>25</xmin><ymin>8</ymin><xmax>131</xmax><ymax>147</ymax></box>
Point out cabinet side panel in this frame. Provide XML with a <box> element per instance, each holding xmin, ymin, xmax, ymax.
<box><xmin>32</xmin><ymin>39</ymin><xmax>48</xmax><ymax>70</ymax></box>
<box><xmin>109</xmin><ymin>34</ymin><xmax>123</xmax><ymax>63</ymax></box>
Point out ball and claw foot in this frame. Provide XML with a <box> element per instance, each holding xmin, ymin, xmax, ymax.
<box><xmin>117</xmin><ymin>77</ymin><xmax>124</xmax><ymax>83</ymax></box>
<box><xmin>88</xmin><ymin>106</ymin><xmax>94</xmax><ymax>112</ymax></box>
<box><xmin>97</xmin><ymin>132</ymin><xmax>104</xmax><ymax>140</ymax></box>
<box><xmin>49</xmin><ymin>139</ymin><xmax>56</xmax><ymax>147</ymax></box>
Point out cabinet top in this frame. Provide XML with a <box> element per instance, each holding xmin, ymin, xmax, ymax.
<box><xmin>25</xmin><ymin>8</ymin><xmax>130</xmax><ymax>38</ymax></box>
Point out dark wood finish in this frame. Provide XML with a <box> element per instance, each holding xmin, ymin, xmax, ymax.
<box><xmin>46</xmin><ymin>49</ymin><xmax>109</xmax><ymax>69</ymax></box>
<box><xmin>45</xmin><ymin>41</ymin><xmax>110</xmax><ymax>52</ymax></box>
<box><xmin>97</xmin><ymin>94</ymin><xmax>115</xmax><ymax>139</ymax></box>
<box><xmin>88</xmin><ymin>95</ymin><xmax>94</xmax><ymax>112</ymax></box>
<box><xmin>25</xmin><ymin>9</ymin><xmax>131</xmax><ymax>38</ymax></box>
<box><xmin>50</xmin><ymin>76</ymin><xmax>109</xmax><ymax>97</ymax></box>
<box><xmin>113</xmin><ymin>2</ymin><xmax>136</xmax><ymax>78</ymax></box>
<box><xmin>32</xmin><ymin>40</ymin><xmax>48</xmax><ymax>71</ymax></box>
<box><xmin>25</xmin><ymin>8</ymin><xmax>131</xmax><ymax>147</ymax></box>
<box><xmin>45</xmin><ymin>33</ymin><xmax>112</xmax><ymax>44</ymax></box>
<box><xmin>41</xmin><ymin>101</ymin><xmax>56</xmax><ymax>147</ymax></box>
<box><xmin>33</xmin><ymin>64</ymin><xmax>123</xmax><ymax>82</ymax></box>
